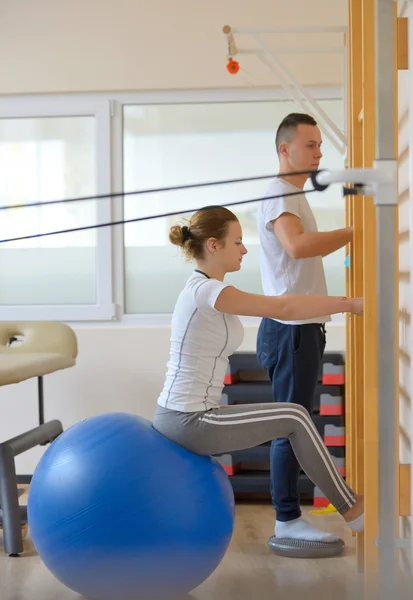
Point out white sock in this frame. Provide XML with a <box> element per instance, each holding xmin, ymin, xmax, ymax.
<box><xmin>347</xmin><ymin>512</ymin><xmax>364</xmax><ymax>533</ymax></box>
<box><xmin>275</xmin><ymin>517</ymin><xmax>339</xmax><ymax>542</ymax></box>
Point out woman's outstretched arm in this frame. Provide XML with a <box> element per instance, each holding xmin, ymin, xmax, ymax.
<box><xmin>214</xmin><ymin>287</ymin><xmax>363</xmax><ymax>321</ymax></box>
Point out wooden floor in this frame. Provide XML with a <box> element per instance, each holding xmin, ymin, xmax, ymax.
<box><xmin>0</xmin><ymin>489</ymin><xmax>363</xmax><ymax>600</ymax></box>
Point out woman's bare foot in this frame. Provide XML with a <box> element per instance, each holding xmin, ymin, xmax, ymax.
<box><xmin>343</xmin><ymin>494</ymin><xmax>364</xmax><ymax>532</ymax></box>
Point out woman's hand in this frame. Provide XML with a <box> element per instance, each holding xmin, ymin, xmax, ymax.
<box><xmin>348</xmin><ymin>297</ymin><xmax>364</xmax><ymax>316</ymax></box>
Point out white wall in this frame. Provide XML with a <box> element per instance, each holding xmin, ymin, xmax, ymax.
<box><xmin>0</xmin><ymin>0</ymin><xmax>347</xmax><ymax>95</ymax></box>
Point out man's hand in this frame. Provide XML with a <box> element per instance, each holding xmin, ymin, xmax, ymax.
<box><xmin>273</xmin><ymin>212</ymin><xmax>353</xmax><ymax>259</ymax></box>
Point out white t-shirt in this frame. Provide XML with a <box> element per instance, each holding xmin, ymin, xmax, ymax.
<box><xmin>157</xmin><ymin>270</ymin><xmax>244</xmax><ymax>412</ymax></box>
<box><xmin>257</xmin><ymin>177</ymin><xmax>331</xmax><ymax>325</ymax></box>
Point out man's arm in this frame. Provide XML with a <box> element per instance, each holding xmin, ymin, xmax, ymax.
<box><xmin>273</xmin><ymin>212</ymin><xmax>353</xmax><ymax>259</ymax></box>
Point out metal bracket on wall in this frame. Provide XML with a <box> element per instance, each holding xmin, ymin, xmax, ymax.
<box><xmin>222</xmin><ymin>25</ymin><xmax>348</xmax><ymax>157</ymax></box>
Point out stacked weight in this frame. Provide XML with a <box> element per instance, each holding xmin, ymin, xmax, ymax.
<box><xmin>215</xmin><ymin>351</ymin><xmax>346</xmax><ymax>507</ymax></box>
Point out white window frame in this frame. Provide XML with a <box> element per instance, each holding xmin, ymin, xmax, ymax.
<box><xmin>0</xmin><ymin>86</ymin><xmax>346</xmax><ymax>326</ymax></box>
<box><xmin>0</xmin><ymin>98</ymin><xmax>115</xmax><ymax>321</ymax></box>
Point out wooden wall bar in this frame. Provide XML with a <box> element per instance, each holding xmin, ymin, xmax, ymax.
<box><xmin>360</xmin><ymin>0</ymin><xmax>379</xmax><ymax>582</ymax></box>
<box><xmin>346</xmin><ymin>0</ymin><xmax>404</xmax><ymax>591</ymax></box>
<box><xmin>346</xmin><ymin>0</ymin><xmax>365</xmax><ymax>573</ymax></box>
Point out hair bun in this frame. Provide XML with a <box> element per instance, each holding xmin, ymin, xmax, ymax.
<box><xmin>169</xmin><ymin>224</ymin><xmax>185</xmax><ymax>248</ymax></box>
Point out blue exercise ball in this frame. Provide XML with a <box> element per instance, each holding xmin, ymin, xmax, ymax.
<box><xmin>27</xmin><ymin>412</ymin><xmax>235</xmax><ymax>600</ymax></box>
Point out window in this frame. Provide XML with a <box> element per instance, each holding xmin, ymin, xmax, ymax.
<box><xmin>0</xmin><ymin>91</ymin><xmax>346</xmax><ymax>322</ymax></box>
<box><xmin>0</xmin><ymin>101</ymin><xmax>114</xmax><ymax>321</ymax></box>
<box><xmin>123</xmin><ymin>99</ymin><xmax>346</xmax><ymax>315</ymax></box>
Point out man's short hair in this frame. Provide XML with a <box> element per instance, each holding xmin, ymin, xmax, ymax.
<box><xmin>275</xmin><ymin>113</ymin><xmax>318</xmax><ymax>155</ymax></box>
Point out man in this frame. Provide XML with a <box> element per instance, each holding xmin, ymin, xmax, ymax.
<box><xmin>256</xmin><ymin>112</ymin><xmax>353</xmax><ymax>543</ymax></box>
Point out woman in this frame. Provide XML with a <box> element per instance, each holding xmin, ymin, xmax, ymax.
<box><xmin>153</xmin><ymin>205</ymin><xmax>364</xmax><ymax>537</ymax></box>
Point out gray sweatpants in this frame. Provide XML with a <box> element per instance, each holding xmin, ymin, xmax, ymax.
<box><xmin>153</xmin><ymin>402</ymin><xmax>356</xmax><ymax>516</ymax></box>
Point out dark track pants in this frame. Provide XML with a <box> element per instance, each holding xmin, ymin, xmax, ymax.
<box><xmin>256</xmin><ymin>318</ymin><xmax>327</xmax><ymax>522</ymax></box>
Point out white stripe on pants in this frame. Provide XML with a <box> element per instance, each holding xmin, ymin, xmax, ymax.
<box><xmin>153</xmin><ymin>402</ymin><xmax>357</xmax><ymax>515</ymax></box>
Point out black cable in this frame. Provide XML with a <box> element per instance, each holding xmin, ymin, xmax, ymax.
<box><xmin>0</xmin><ymin>169</ymin><xmax>321</xmax><ymax>212</ymax></box>
<box><xmin>0</xmin><ymin>187</ymin><xmax>318</xmax><ymax>244</ymax></box>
